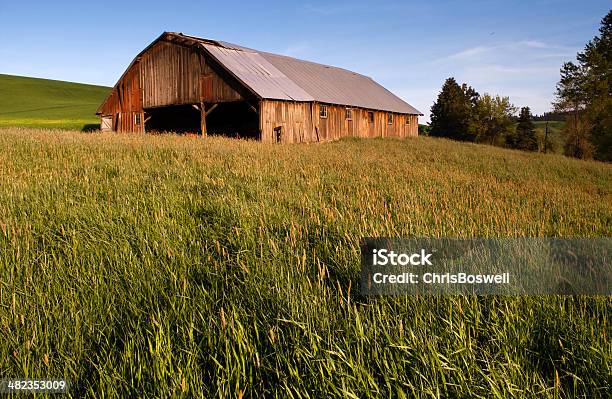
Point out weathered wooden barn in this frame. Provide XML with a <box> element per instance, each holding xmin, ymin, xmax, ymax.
<box><xmin>97</xmin><ymin>32</ymin><xmax>422</xmax><ymax>143</ymax></box>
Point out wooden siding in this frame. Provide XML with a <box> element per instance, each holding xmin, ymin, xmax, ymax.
<box><xmin>140</xmin><ymin>41</ymin><xmax>201</xmax><ymax>107</ymax></box>
<box><xmin>260</xmin><ymin>101</ymin><xmax>315</xmax><ymax>143</ymax></box>
<box><xmin>139</xmin><ymin>41</ymin><xmax>244</xmax><ymax>108</ymax></box>
<box><xmin>260</xmin><ymin>100</ymin><xmax>418</xmax><ymax>143</ymax></box>
<box><xmin>199</xmin><ymin>57</ymin><xmax>245</xmax><ymax>103</ymax></box>
<box><xmin>98</xmin><ymin>39</ymin><xmax>247</xmax><ymax>132</ymax></box>
<box><xmin>98</xmin><ymin>61</ymin><xmax>144</xmax><ymax>133</ymax></box>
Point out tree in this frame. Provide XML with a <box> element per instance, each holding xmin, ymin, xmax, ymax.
<box><xmin>418</xmin><ymin>124</ymin><xmax>431</xmax><ymax>136</ymax></box>
<box><xmin>507</xmin><ymin>107</ymin><xmax>538</xmax><ymax>151</ymax></box>
<box><xmin>430</xmin><ymin>78</ymin><xmax>477</xmax><ymax>141</ymax></box>
<box><xmin>470</xmin><ymin>94</ymin><xmax>517</xmax><ymax>145</ymax></box>
<box><xmin>555</xmin><ymin>9</ymin><xmax>612</xmax><ymax>161</ymax></box>
<box><xmin>461</xmin><ymin>83</ymin><xmax>480</xmax><ymax>108</ymax></box>
<box><xmin>541</xmin><ymin>121</ymin><xmax>556</xmax><ymax>153</ymax></box>
<box><xmin>563</xmin><ymin>116</ymin><xmax>594</xmax><ymax>158</ymax></box>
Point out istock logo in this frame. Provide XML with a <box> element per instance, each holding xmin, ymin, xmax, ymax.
<box><xmin>372</xmin><ymin>249</ymin><xmax>433</xmax><ymax>266</ymax></box>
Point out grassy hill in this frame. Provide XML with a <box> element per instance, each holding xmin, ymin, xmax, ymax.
<box><xmin>0</xmin><ymin>128</ymin><xmax>610</xmax><ymax>397</ymax></box>
<box><xmin>534</xmin><ymin>120</ymin><xmax>565</xmax><ymax>153</ymax></box>
<box><xmin>0</xmin><ymin>74</ymin><xmax>110</xmax><ymax>130</ymax></box>
<box><xmin>418</xmin><ymin>121</ymin><xmax>566</xmax><ymax>154</ymax></box>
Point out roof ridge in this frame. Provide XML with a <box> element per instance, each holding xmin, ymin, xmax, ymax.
<box><xmin>174</xmin><ymin>32</ymin><xmax>371</xmax><ymax>79</ymax></box>
<box><xmin>257</xmin><ymin>51</ymin><xmax>371</xmax><ymax>79</ymax></box>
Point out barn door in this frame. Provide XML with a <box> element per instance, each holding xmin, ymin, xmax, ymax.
<box><xmin>101</xmin><ymin>116</ymin><xmax>112</xmax><ymax>131</ymax></box>
<box><xmin>200</xmin><ymin>75</ymin><xmax>213</xmax><ymax>102</ymax></box>
<box><xmin>345</xmin><ymin>108</ymin><xmax>354</xmax><ymax>136</ymax></box>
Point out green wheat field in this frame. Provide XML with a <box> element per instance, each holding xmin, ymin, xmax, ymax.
<box><xmin>0</xmin><ymin>74</ymin><xmax>109</xmax><ymax>130</ymax></box>
<box><xmin>0</xmin><ymin>127</ymin><xmax>610</xmax><ymax>397</ymax></box>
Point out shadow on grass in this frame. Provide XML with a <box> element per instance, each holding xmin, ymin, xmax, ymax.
<box><xmin>81</xmin><ymin>123</ymin><xmax>100</xmax><ymax>132</ymax></box>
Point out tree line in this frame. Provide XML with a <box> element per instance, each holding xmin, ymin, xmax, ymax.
<box><xmin>428</xmin><ymin>78</ymin><xmax>541</xmax><ymax>152</ymax></box>
<box><xmin>427</xmin><ymin>9</ymin><xmax>611</xmax><ymax>161</ymax></box>
<box><xmin>532</xmin><ymin>111</ymin><xmax>571</xmax><ymax>122</ymax></box>
<box><xmin>555</xmin><ymin>9</ymin><xmax>611</xmax><ymax>161</ymax></box>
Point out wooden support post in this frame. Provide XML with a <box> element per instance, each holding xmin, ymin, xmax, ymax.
<box><xmin>247</xmin><ymin>102</ymin><xmax>258</xmax><ymax>113</ymax></box>
<box><xmin>200</xmin><ymin>102</ymin><xmax>207</xmax><ymax>136</ymax></box>
<box><xmin>205</xmin><ymin>103</ymin><xmax>219</xmax><ymax>116</ymax></box>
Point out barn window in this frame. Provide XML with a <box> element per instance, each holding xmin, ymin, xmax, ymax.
<box><xmin>319</xmin><ymin>105</ymin><xmax>328</xmax><ymax>119</ymax></box>
<box><xmin>345</xmin><ymin>108</ymin><xmax>352</xmax><ymax>120</ymax></box>
<box><xmin>387</xmin><ymin>113</ymin><xmax>394</xmax><ymax>125</ymax></box>
<box><xmin>406</xmin><ymin>116</ymin><xmax>410</xmax><ymax>125</ymax></box>
<box><xmin>368</xmin><ymin>112</ymin><xmax>374</xmax><ymax>123</ymax></box>
<box><xmin>134</xmin><ymin>113</ymin><xmax>141</xmax><ymax>126</ymax></box>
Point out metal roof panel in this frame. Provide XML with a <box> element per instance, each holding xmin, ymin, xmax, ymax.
<box><xmin>201</xmin><ymin>44</ymin><xmax>314</xmax><ymax>102</ymax></box>
<box><xmin>259</xmin><ymin>52</ymin><xmax>422</xmax><ymax>114</ymax></box>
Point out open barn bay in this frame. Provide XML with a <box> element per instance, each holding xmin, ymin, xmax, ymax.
<box><xmin>0</xmin><ymin>128</ymin><xmax>610</xmax><ymax>397</ymax></box>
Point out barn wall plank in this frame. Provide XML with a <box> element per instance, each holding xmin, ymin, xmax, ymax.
<box><xmin>261</xmin><ymin>100</ymin><xmax>419</xmax><ymax>143</ymax></box>
<box><xmin>139</xmin><ymin>40</ymin><xmax>244</xmax><ymax>108</ymax></box>
<box><xmin>98</xmin><ymin>61</ymin><xmax>144</xmax><ymax>133</ymax></box>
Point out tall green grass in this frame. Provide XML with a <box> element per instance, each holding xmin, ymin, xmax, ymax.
<box><xmin>0</xmin><ymin>128</ymin><xmax>610</xmax><ymax>397</ymax></box>
<box><xmin>0</xmin><ymin>74</ymin><xmax>109</xmax><ymax>130</ymax></box>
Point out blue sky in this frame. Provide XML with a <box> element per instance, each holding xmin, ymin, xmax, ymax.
<box><xmin>0</xmin><ymin>0</ymin><xmax>609</xmax><ymax>121</ymax></box>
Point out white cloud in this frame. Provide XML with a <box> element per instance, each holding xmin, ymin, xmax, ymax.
<box><xmin>515</xmin><ymin>40</ymin><xmax>550</xmax><ymax>49</ymax></box>
<box><xmin>433</xmin><ymin>40</ymin><xmax>576</xmax><ymax>64</ymax></box>
<box><xmin>280</xmin><ymin>42</ymin><xmax>312</xmax><ymax>58</ymax></box>
<box><xmin>379</xmin><ymin>39</ymin><xmax>578</xmax><ymax>122</ymax></box>
<box><xmin>461</xmin><ymin>64</ymin><xmax>560</xmax><ymax>80</ymax></box>
<box><xmin>441</xmin><ymin>46</ymin><xmax>491</xmax><ymax>61</ymax></box>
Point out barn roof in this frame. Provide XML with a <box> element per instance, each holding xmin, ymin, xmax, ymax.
<box><xmin>99</xmin><ymin>32</ymin><xmax>422</xmax><ymax>115</ymax></box>
<box><xmin>201</xmin><ymin>44</ymin><xmax>315</xmax><ymax>102</ymax></box>
<box><xmin>173</xmin><ymin>33</ymin><xmax>422</xmax><ymax>115</ymax></box>
<box><xmin>258</xmin><ymin>51</ymin><xmax>421</xmax><ymax>115</ymax></box>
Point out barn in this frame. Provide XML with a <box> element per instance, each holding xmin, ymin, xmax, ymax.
<box><xmin>97</xmin><ymin>32</ymin><xmax>422</xmax><ymax>143</ymax></box>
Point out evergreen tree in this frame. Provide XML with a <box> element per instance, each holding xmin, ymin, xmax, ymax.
<box><xmin>555</xmin><ymin>9</ymin><xmax>612</xmax><ymax>161</ymax></box>
<box><xmin>505</xmin><ymin>128</ymin><xmax>518</xmax><ymax>149</ymax></box>
<box><xmin>510</xmin><ymin>107</ymin><xmax>538</xmax><ymax>151</ymax></box>
<box><xmin>430</xmin><ymin>78</ymin><xmax>476</xmax><ymax>140</ymax></box>
<box><xmin>461</xmin><ymin>84</ymin><xmax>480</xmax><ymax>108</ymax></box>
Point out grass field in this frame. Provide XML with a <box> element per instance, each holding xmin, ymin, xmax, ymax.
<box><xmin>0</xmin><ymin>127</ymin><xmax>610</xmax><ymax>397</ymax></box>
<box><xmin>0</xmin><ymin>74</ymin><xmax>109</xmax><ymax>130</ymax></box>
<box><xmin>534</xmin><ymin>121</ymin><xmax>565</xmax><ymax>154</ymax></box>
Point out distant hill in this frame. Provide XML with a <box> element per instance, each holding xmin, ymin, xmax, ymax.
<box><xmin>0</xmin><ymin>74</ymin><xmax>110</xmax><ymax>130</ymax></box>
<box><xmin>534</xmin><ymin>120</ymin><xmax>565</xmax><ymax>154</ymax></box>
<box><xmin>532</xmin><ymin>111</ymin><xmax>571</xmax><ymax>122</ymax></box>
